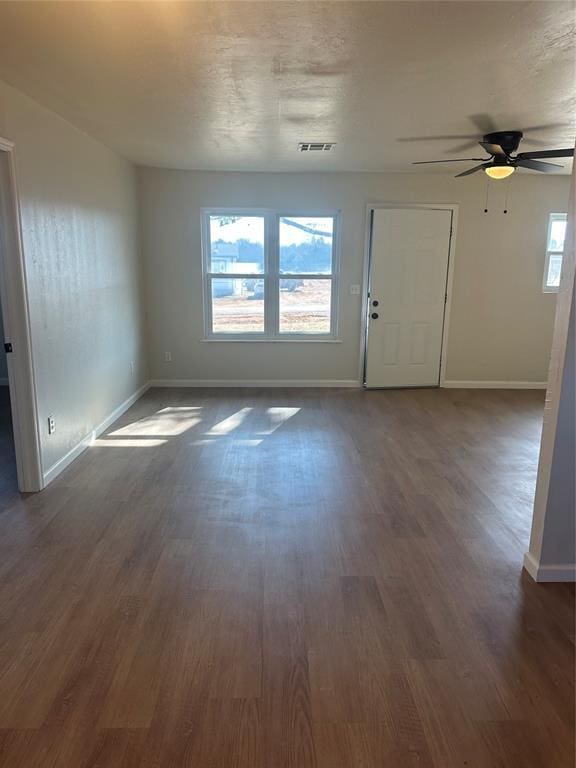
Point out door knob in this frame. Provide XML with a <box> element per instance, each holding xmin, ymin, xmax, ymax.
<box><xmin>371</xmin><ymin>312</ymin><xmax>379</xmax><ymax>320</ymax></box>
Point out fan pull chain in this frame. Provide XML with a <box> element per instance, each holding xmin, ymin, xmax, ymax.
<box><xmin>503</xmin><ymin>175</ymin><xmax>513</xmax><ymax>214</ymax></box>
<box><xmin>484</xmin><ymin>178</ymin><xmax>490</xmax><ymax>213</ymax></box>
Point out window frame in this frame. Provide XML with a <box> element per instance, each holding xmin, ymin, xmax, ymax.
<box><xmin>201</xmin><ymin>208</ymin><xmax>341</xmax><ymax>341</ymax></box>
<box><xmin>543</xmin><ymin>212</ymin><xmax>567</xmax><ymax>293</ymax></box>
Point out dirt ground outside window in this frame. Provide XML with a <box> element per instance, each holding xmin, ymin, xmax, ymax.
<box><xmin>212</xmin><ymin>279</ymin><xmax>332</xmax><ymax>334</ymax></box>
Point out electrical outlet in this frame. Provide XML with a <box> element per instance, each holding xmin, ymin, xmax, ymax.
<box><xmin>164</xmin><ymin>351</ymin><xmax>172</xmax><ymax>362</ymax></box>
<box><xmin>350</xmin><ymin>284</ymin><xmax>361</xmax><ymax>295</ymax></box>
<box><xmin>129</xmin><ymin>361</ymin><xmax>135</xmax><ymax>375</ymax></box>
<box><xmin>48</xmin><ymin>416</ymin><xmax>56</xmax><ymax>435</ymax></box>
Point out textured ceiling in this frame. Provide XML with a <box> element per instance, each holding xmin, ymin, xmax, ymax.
<box><xmin>0</xmin><ymin>1</ymin><xmax>573</xmax><ymax>173</ymax></box>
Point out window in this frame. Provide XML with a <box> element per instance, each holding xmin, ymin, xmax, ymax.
<box><xmin>543</xmin><ymin>213</ymin><xmax>567</xmax><ymax>292</ymax></box>
<box><xmin>202</xmin><ymin>210</ymin><xmax>339</xmax><ymax>339</ymax></box>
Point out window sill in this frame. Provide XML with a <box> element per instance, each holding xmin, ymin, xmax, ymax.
<box><xmin>202</xmin><ymin>337</ymin><xmax>342</xmax><ymax>343</ymax></box>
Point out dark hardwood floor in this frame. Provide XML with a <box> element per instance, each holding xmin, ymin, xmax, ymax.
<box><xmin>0</xmin><ymin>387</ymin><xmax>573</xmax><ymax>767</ymax></box>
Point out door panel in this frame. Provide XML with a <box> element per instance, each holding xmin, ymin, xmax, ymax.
<box><xmin>365</xmin><ymin>208</ymin><xmax>452</xmax><ymax>388</ymax></box>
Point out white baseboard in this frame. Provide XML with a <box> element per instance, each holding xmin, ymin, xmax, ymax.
<box><xmin>42</xmin><ymin>382</ymin><xmax>150</xmax><ymax>487</ymax></box>
<box><xmin>523</xmin><ymin>552</ymin><xmax>576</xmax><ymax>582</ymax></box>
<box><xmin>149</xmin><ymin>379</ymin><xmax>361</xmax><ymax>388</ymax></box>
<box><xmin>442</xmin><ymin>380</ymin><xmax>547</xmax><ymax>390</ymax></box>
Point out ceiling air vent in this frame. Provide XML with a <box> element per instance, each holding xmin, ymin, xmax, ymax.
<box><xmin>298</xmin><ymin>142</ymin><xmax>336</xmax><ymax>152</ymax></box>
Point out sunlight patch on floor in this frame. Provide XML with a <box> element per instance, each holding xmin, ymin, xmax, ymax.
<box><xmin>205</xmin><ymin>407</ymin><xmax>253</xmax><ymax>436</ymax></box>
<box><xmin>108</xmin><ymin>406</ymin><xmax>203</xmax><ymax>437</ymax></box>
<box><xmin>257</xmin><ymin>406</ymin><xmax>300</xmax><ymax>435</ymax></box>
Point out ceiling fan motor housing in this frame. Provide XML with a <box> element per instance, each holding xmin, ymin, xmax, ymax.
<box><xmin>485</xmin><ymin>130</ymin><xmax>523</xmax><ymax>155</ymax></box>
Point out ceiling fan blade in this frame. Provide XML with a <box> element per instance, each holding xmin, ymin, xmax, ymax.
<box><xmin>479</xmin><ymin>141</ymin><xmax>506</xmax><ymax>156</ymax></box>
<box><xmin>455</xmin><ymin>163</ymin><xmax>489</xmax><ymax>178</ymax></box>
<box><xmin>516</xmin><ymin>148</ymin><xmax>574</xmax><ymax>159</ymax></box>
<box><xmin>515</xmin><ymin>158</ymin><xmax>563</xmax><ymax>173</ymax></box>
<box><xmin>413</xmin><ymin>158</ymin><xmax>485</xmax><ymax>164</ymax></box>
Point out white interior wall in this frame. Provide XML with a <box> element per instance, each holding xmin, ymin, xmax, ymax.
<box><xmin>138</xmin><ymin>168</ymin><xmax>570</xmax><ymax>384</ymax></box>
<box><xmin>0</xmin><ymin>80</ymin><xmax>148</xmax><ymax>480</ymax></box>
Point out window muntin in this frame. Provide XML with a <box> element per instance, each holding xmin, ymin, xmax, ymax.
<box><xmin>544</xmin><ymin>213</ymin><xmax>567</xmax><ymax>292</ymax></box>
<box><xmin>203</xmin><ymin>210</ymin><xmax>339</xmax><ymax>339</ymax></box>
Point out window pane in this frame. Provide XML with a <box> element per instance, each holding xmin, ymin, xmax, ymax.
<box><xmin>279</xmin><ymin>217</ymin><xmax>334</xmax><ymax>274</ymax></box>
<box><xmin>279</xmin><ymin>279</ymin><xmax>332</xmax><ymax>334</ymax></box>
<box><xmin>209</xmin><ymin>215</ymin><xmax>264</xmax><ymax>274</ymax></box>
<box><xmin>546</xmin><ymin>253</ymin><xmax>563</xmax><ymax>289</ymax></box>
<box><xmin>547</xmin><ymin>217</ymin><xmax>566</xmax><ymax>252</ymax></box>
<box><xmin>211</xmin><ymin>278</ymin><xmax>264</xmax><ymax>333</ymax></box>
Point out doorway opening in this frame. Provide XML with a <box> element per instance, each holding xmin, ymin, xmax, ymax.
<box><xmin>0</xmin><ymin>138</ymin><xmax>43</xmax><ymax>493</ymax></box>
<box><xmin>0</xmin><ymin>289</ymin><xmax>18</xmax><ymax>500</ymax></box>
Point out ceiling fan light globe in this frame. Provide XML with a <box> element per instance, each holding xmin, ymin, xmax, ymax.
<box><xmin>485</xmin><ymin>166</ymin><xmax>515</xmax><ymax>180</ymax></box>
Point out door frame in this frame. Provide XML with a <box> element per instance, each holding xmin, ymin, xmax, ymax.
<box><xmin>0</xmin><ymin>137</ymin><xmax>43</xmax><ymax>491</ymax></box>
<box><xmin>360</xmin><ymin>203</ymin><xmax>459</xmax><ymax>388</ymax></box>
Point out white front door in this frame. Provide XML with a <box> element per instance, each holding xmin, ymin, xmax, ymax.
<box><xmin>365</xmin><ymin>207</ymin><xmax>452</xmax><ymax>388</ymax></box>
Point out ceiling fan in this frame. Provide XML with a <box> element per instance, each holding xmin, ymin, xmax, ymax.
<box><xmin>413</xmin><ymin>130</ymin><xmax>574</xmax><ymax>179</ymax></box>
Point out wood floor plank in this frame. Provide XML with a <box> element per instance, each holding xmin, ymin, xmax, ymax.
<box><xmin>0</xmin><ymin>386</ymin><xmax>573</xmax><ymax>767</ymax></box>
